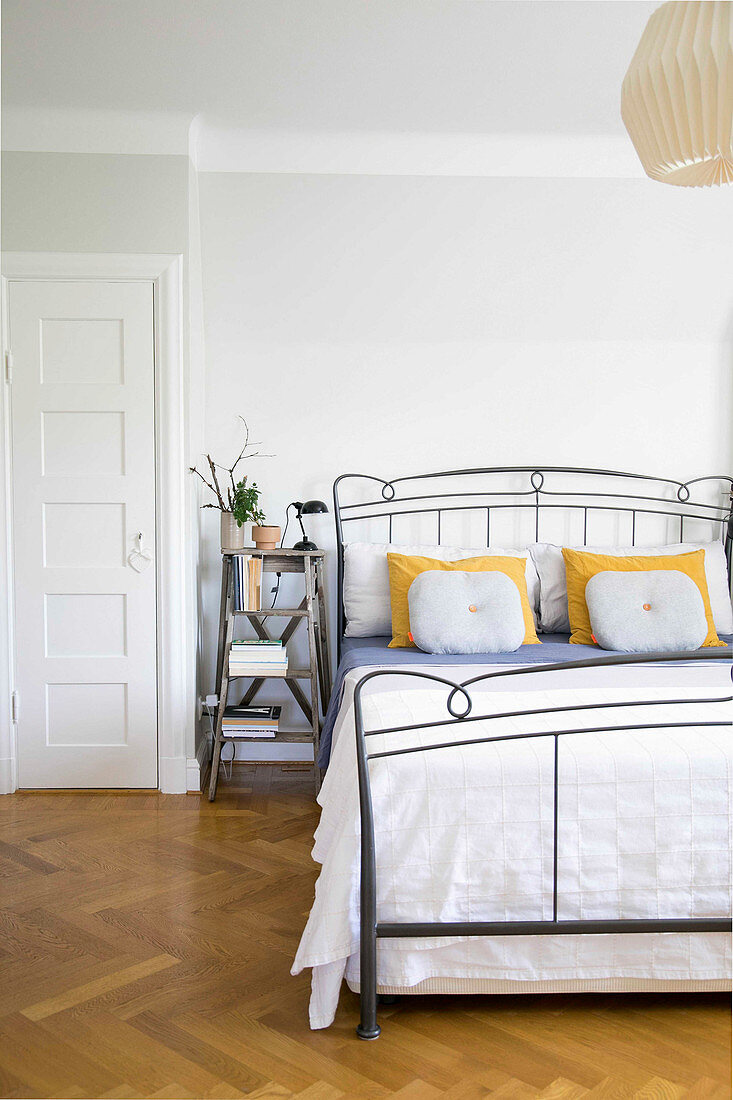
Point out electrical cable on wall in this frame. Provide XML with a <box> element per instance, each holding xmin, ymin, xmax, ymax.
<box><xmin>270</xmin><ymin>506</ymin><xmax>291</xmax><ymax>607</ymax></box>
<box><xmin>204</xmin><ymin>700</ymin><xmax>234</xmax><ymax>780</ymax></box>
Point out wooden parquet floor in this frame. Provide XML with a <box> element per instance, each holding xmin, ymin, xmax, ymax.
<box><xmin>0</xmin><ymin>764</ymin><xmax>730</xmax><ymax>1100</ymax></box>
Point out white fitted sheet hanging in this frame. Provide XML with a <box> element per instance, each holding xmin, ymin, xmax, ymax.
<box><xmin>293</xmin><ymin>669</ymin><xmax>732</xmax><ymax>1029</ymax></box>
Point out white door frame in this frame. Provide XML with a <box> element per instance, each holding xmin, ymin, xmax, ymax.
<box><xmin>0</xmin><ymin>253</ymin><xmax>191</xmax><ymax>793</ymax></box>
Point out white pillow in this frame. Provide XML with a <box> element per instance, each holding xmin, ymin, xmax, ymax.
<box><xmin>530</xmin><ymin>541</ymin><xmax>733</xmax><ymax>635</ymax></box>
<box><xmin>343</xmin><ymin>542</ymin><xmax>541</xmax><ymax>637</ymax></box>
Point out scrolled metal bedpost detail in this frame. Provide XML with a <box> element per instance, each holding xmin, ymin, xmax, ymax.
<box><xmin>332</xmin><ymin>469</ymin><xmax>733</xmax><ymax>644</ymax></box>
<box><xmin>354</xmin><ymin>681</ymin><xmax>381</xmax><ymax>1040</ymax></box>
<box><xmin>531</xmin><ymin>469</ymin><xmax>544</xmax><ymax>542</ymax></box>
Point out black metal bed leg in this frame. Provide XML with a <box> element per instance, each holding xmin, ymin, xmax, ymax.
<box><xmin>355</xmin><ymin>681</ymin><xmax>381</xmax><ymax>1040</ymax></box>
<box><xmin>356</xmin><ymin>925</ymin><xmax>380</xmax><ymax>1040</ymax></box>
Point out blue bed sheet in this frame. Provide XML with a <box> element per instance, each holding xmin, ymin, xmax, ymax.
<box><xmin>319</xmin><ymin>633</ymin><xmax>598</xmax><ymax>768</ymax></box>
<box><xmin>318</xmin><ymin>633</ymin><xmax>732</xmax><ymax>768</ymax></box>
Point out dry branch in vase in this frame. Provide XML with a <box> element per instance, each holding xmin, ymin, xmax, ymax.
<box><xmin>190</xmin><ymin>417</ymin><xmax>270</xmax><ymax>526</ymax></box>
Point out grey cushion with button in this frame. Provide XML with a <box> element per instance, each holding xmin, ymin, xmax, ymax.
<box><xmin>585</xmin><ymin>569</ymin><xmax>709</xmax><ymax>653</ymax></box>
<box><xmin>407</xmin><ymin>570</ymin><xmax>526</xmax><ymax>654</ymax></box>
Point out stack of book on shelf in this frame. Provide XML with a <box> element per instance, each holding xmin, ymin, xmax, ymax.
<box><xmin>228</xmin><ymin>639</ymin><xmax>288</xmax><ymax>678</ymax></box>
<box><xmin>222</xmin><ymin>704</ymin><xmax>281</xmax><ymax>738</ymax></box>
<box><xmin>232</xmin><ymin>554</ymin><xmax>262</xmax><ymax>612</ymax></box>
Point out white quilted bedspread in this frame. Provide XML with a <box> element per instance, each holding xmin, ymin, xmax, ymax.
<box><xmin>292</xmin><ymin>678</ymin><xmax>732</xmax><ymax>1029</ymax></box>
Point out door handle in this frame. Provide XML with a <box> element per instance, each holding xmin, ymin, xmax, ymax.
<box><xmin>128</xmin><ymin>531</ymin><xmax>154</xmax><ymax>573</ymax></box>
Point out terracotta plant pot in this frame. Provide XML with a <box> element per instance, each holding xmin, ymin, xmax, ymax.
<box><xmin>220</xmin><ymin>511</ymin><xmax>245</xmax><ymax>553</ymax></box>
<box><xmin>251</xmin><ymin>524</ymin><xmax>281</xmax><ymax>551</ymax></box>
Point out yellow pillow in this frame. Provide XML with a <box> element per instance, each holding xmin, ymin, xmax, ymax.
<box><xmin>387</xmin><ymin>553</ymin><xmax>540</xmax><ymax>649</ymax></box>
<box><xmin>562</xmin><ymin>547</ymin><xmax>724</xmax><ymax>648</ymax></box>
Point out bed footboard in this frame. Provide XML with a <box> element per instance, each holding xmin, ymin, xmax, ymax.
<box><xmin>352</xmin><ymin>648</ymin><xmax>733</xmax><ymax>1040</ymax></box>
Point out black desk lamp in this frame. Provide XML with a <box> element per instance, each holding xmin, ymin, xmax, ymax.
<box><xmin>291</xmin><ymin>500</ymin><xmax>329</xmax><ymax>550</ymax></box>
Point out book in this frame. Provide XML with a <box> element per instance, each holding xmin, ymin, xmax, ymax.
<box><xmin>230</xmin><ymin>645</ymin><xmax>285</xmax><ymax>651</ymax></box>
<box><xmin>229</xmin><ymin>655</ymin><xmax>287</xmax><ymax>665</ymax></box>
<box><xmin>228</xmin><ymin>639</ymin><xmax>288</xmax><ymax>676</ymax></box>
<box><xmin>222</xmin><ymin>714</ymin><xmax>277</xmax><ymax>722</ymax></box>
<box><xmin>232</xmin><ymin>554</ymin><xmax>262</xmax><ymax>612</ymax></box>
<box><xmin>229</xmin><ymin>645</ymin><xmax>286</xmax><ymax>662</ymax></box>
<box><xmin>223</xmin><ymin>704</ymin><xmax>280</xmax><ymax>737</ymax></box>
<box><xmin>230</xmin><ymin>657</ymin><xmax>286</xmax><ymax>664</ymax></box>
<box><xmin>228</xmin><ymin>664</ymin><xmax>288</xmax><ymax>677</ymax></box>
<box><xmin>228</xmin><ymin>646</ymin><xmax>286</xmax><ymax>655</ymax></box>
<box><xmin>222</xmin><ymin>728</ymin><xmax>277</xmax><ymax>737</ymax></box>
<box><xmin>224</xmin><ymin>705</ymin><xmax>282</xmax><ymax>721</ymax></box>
<box><xmin>223</xmin><ymin>710</ymin><xmax>280</xmax><ymax>728</ymax></box>
<box><xmin>222</xmin><ymin>719</ymin><xmax>277</xmax><ymax>729</ymax></box>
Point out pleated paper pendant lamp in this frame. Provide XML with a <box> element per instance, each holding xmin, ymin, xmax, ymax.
<box><xmin>621</xmin><ymin>1</ymin><xmax>733</xmax><ymax>187</ymax></box>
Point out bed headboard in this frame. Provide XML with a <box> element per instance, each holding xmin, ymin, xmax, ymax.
<box><xmin>333</xmin><ymin>466</ymin><xmax>733</xmax><ymax>641</ymax></box>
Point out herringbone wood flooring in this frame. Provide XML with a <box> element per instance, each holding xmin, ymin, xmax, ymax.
<box><xmin>0</xmin><ymin>764</ymin><xmax>729</xmax><ymax>1100</ymax></box>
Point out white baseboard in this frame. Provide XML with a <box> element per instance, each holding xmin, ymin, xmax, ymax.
<box><xmin>188</xmin><ymin>734</ymin><xmax>212</xmax><ymax>792</ymax></box>
<box><xmin>159</xmin><ymin>755</ymin><xmax>188</xmax><ymax>793</ymax></box>
<box><xmin>197</xmin><ymin>730</ymin><xmax>212</xmax><ymax>765</ymax></box>
<box><xmin>0</xmin><ymin>752</ymin><xmax>194</xmax><ymax>794</ymax></box>
<box><xmin>186</xmin><ymin>757</ymin><xmax>201</xmax><ymax>792</ymax></box>
<box><xmin>0</xmin><ymin>755</ymin><xmax>17</xmax><ymax>794</ymax></box>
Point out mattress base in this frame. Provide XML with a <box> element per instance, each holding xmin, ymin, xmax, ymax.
<box><xmin>347</xmin><ymin>976</ymin><xmax>731</xmax><ymax>996</ymax></box>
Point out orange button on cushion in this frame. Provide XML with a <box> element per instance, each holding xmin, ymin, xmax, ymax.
<box><xmin>643</xmin><ymin>603</ymin><xmax>651</xmax><ymax>611</ymax></box>
<box><xmin>468</xmin><ymin>605</ymin><xmax>477</xmax><ymax>613</ymax></box>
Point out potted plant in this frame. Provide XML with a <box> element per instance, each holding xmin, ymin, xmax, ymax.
<box><xmin>232</xmin><ymin>479</ymin><xmax>280</xmax><ymax>550</ymax></box>
<box><xmin>190</xmin><ymin>419</ymin><xmax>280</xmax><ymax>553</ymax></box>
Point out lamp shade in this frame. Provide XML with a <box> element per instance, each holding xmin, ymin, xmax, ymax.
<box><xmin>301</xmin><ymin>500</ymin><xmax>329</xmax><ymax>515</ymax></box>
<box><xmin>621</xmin><ymin>1</ymin><xmax>733</xmax><ymax>187</ymax></box>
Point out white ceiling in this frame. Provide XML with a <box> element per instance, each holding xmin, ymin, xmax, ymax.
<box><xmin>1</xmin><ymin>1</ymin><xmax>658</xmax><ymax>172</ymax></box>
<box><xmin>3</xmin><ymin>2</ymin><xmax>657</xmax><ymax>131</ymax></box>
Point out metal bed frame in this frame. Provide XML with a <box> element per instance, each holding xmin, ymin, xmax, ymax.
<box><xmin>334</xmin><ymin>467</ymin><xmax>733</xmax><ymax>653</ymax></box>
<box><xmin>330</xmin><ymin>467</ymin><xmax>733</xmax><ymax>1039</ymax></box>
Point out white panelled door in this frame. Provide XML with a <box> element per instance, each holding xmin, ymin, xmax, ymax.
<box><xmin>8</xmin><ymin>280</ymin><xmax>158</xmax><ymax>788</ymax></box>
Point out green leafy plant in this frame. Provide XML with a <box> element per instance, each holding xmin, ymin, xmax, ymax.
<box><xmin>232</xmin><ymin>479</ymin><xmax>266</xmax><ymax>528</ymax></box>
<box><xmin>190</xmin><ymin>418</ymin><xmax>271</xmax><ymax>520</ymax></box>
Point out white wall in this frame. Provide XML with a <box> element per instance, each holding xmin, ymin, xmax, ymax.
<box><xmin>198</xmin><ymin>171</ymin><xmax>733</xmax><ymax>755</ymax></box>
<box><xmin>2</xmin><ymin>152</ymin><xmax>190</xmax><ymax>253</ymax></box>
<box><xmin>2</xmin><ymin>150</ymin><xmax>205</xmax><ymax>776</ymax></box>
<box><xmin>4</xmin><ymin>154</ymin><xmax>733</xmax><ymax>764</ymax></box>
